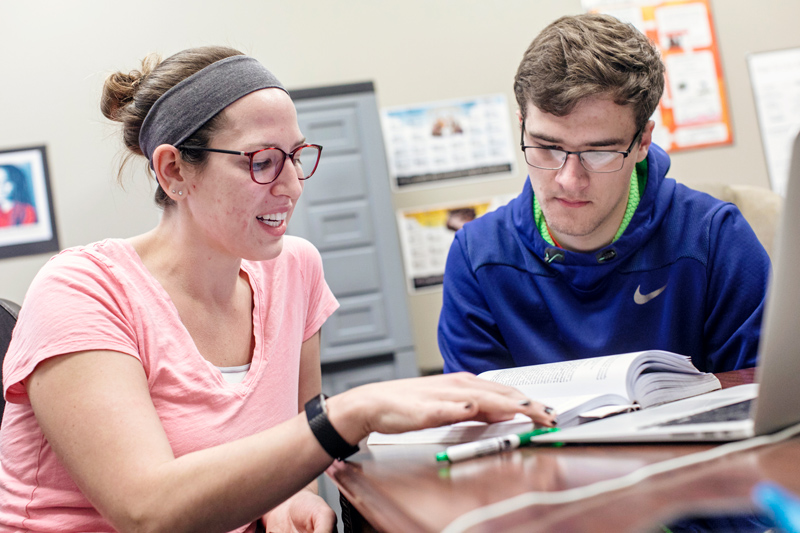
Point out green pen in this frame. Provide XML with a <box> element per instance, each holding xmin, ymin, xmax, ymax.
<box><xmin>435</xmin><ymin>427</ymin><xmax>560</xmax><ymax>463</ymax></box>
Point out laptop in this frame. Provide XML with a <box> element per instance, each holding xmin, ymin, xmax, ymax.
<box><xmin>532</xmin><ymin>132</ymin><xmax>800</xmax><ymax>444</ymax></box>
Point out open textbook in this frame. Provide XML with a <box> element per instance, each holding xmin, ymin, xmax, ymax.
<box><xmin>368</xmin><ymin>350</ymin><xmax>721</xmax><ymax>445</ymax></box>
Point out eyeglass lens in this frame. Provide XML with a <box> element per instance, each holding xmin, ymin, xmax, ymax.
<box><xmin>525</xmin><ymin>148</ymin><xmax>625</xmax><ymax>173</ymax></box>
<box><xmin>251</xmin><ymin>145</ymin><xmax>322</xmax><ymax>183</ymax></box>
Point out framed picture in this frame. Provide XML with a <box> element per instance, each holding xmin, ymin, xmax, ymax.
<box><xmin>0</xmin><ymin>146</ymin><xmax>59</xmax><ymax>259</ymax></box>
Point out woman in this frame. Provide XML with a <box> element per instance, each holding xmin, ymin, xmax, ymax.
<box><xmin>0</xmin><ymin>164</ymin><xmax>37</xmax><ymax>226</ymax></box>
<box><xmin>0</xmin><ymin>46</ymin><xmax>555</xmax><ymax>533</ymax></box>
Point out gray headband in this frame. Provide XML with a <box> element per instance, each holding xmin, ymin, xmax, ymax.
<box><xmin>139</xmin><ymin>55</ymin><xmax>286</xmax><ymax>163</ymax></box>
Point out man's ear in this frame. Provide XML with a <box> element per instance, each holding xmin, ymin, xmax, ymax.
<box><xmin>152</xmin><ymin>145</ymin><xmax>188</xmax><ymax>200</ymax></box>
<box><xmin>636</xmin><ymin>120</ymin><xmax>656</xmax><ymax>163</ymax></box>
<box><xmin>516</xmin><ymin>108</ymin><xmax>523</xmax><ymax>126</ymax></box>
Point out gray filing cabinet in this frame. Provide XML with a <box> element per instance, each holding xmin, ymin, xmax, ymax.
<box><xmin>289</xmin><ymin>82</ymin><xmax>419</xmax><ymax>522</ymax></box>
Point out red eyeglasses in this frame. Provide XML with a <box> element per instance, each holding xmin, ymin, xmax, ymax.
<box><xmin>180</xmin><ymin>144</ymin><xmax>323</xmax><ymax>184</ymax></box>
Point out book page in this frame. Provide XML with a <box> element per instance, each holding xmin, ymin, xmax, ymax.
<box><xmin>479</xmin><ymin>352</ymin><xmax>642</xmax><ymax>400</ymax></box>
<box><xmin>633</xmin><ymin>372</ymin><xmax>721</xmax><ymax>407</ymax></box>
<box><xmin>537</xmin><ymin>393</ymin><xmax>633</xmax><ymax>428</ymax></box>
<box><xmin>367</xmin><ymin>413</ymin><xmax>535</xmax><ymax>445</ymax></box>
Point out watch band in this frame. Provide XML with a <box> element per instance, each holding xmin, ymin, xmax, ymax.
<box><xmin>305</xmin><ymin>393</ymin><xmax>360</xmax><ymax>461</ymax></box>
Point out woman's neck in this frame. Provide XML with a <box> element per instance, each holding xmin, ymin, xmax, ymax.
<box><xmin>129</xmin><ymin>215</ymin><xmax>244</xmax><ymax>307</ymax></box>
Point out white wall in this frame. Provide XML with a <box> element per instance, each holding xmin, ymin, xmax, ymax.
<box><xmin>1</xmin><ymin>0</ymin><xmax>798</xmax><ymax>370</ymax></box>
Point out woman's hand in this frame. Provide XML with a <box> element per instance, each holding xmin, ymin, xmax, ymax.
<box><xmin>261</xmin><ymin>488</ymin><xmax>336</xmax><ymax>533</ymax></box>
<box><xmin>325</xmin><ymin>372</ymin><xmax>556</xmax><ymax>446</ymax></box>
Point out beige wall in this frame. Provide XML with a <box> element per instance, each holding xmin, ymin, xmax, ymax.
<box><xmin>1</xmin><ymin>0</ymin><xmax>798</xmax><ymax>371</ymax></box>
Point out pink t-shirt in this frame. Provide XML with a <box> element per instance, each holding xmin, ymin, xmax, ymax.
<box><xmin>0</xmin><ymin>237</ymin><xmax>338</xmax><ymax>532</ymax></box>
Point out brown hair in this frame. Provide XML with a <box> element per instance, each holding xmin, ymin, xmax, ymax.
<box><xmin>100</xmin><ymin>46</ymin><xmax>243</xmax><ymax>208</ymax></box>
<box><xmin>514</xmin><ymin>13</ymin><xmax>665</xmax><ymax>130</ymax></box>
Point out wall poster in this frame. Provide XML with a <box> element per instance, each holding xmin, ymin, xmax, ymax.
<box><xmin>582</xmin><ymin>0</ymin><xmax>733</xmax><ymax>152</ymax></box>
<box><xmin>747</xmin><ymin>47</ymin><xmax>800</xmax><ymax>196</ymax></box>
<box><xmin>0</xmin><ymin>146</ymin><xmax>59</xmax><ymax>260</ymax></box>
<box><xmin>396</xmin><ymin>194</ymin><xmax>515</xmax><ymax>293</ymax></box>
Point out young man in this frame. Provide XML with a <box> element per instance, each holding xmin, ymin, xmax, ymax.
<box><xmin>438</xmin><ymin>14</ymin><xmax>770</xmax><ymax>375</ymax></box>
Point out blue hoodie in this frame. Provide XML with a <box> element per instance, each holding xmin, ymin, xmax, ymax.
<box><xmin>438</xmin><ymin>144</ymin><xmax>769</xmax><ymax>374</ymax></box>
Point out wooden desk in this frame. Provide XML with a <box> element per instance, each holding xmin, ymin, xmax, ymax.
<box><xmin>328</xmin><ymin>368</ymin><xmax>800</xmax><ymax>532</ymax></box>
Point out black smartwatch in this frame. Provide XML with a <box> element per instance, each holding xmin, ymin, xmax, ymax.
<box><xmin>305</xmin><ymin>393</ymin><xmax>360</xmax><ymax>461</ymax></box>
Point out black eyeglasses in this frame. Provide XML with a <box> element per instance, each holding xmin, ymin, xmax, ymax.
<box><xmin>180</xmin><ymin>144</ymin><xmax>323</xmax><ymax>184</ymax></box>
<box><xmin>520</xmin><ymin>120</ymin><xmax>643</xmax><ymax>173</ymax></box>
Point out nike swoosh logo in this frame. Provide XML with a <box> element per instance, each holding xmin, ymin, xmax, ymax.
<box><xmin>634</xmin><ymin>284</ymin><xmax>667</xmax><ymax>305</ymax></box>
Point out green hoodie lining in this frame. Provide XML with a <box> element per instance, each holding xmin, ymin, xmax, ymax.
<box><xmin>533</xmin><ymin>159</ymin><xmax>648</xmax><ymax>247</ymax></box>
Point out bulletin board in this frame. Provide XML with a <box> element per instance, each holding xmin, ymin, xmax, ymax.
<box><xmin>582</xmin><ymin>0</ymin><xmax>733</xmax><ymax>152</ymax></box>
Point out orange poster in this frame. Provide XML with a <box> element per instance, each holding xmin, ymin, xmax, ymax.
<box><xmin>582</xmin><ymin>0</ymin><xmax>732</xmax><ymax>152</ymax></box>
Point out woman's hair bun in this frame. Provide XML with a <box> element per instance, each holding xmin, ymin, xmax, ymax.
<box><xmin>100</xmin><ymin>54</ymin><xmax>159</xmax><ymax>122</ymax></box>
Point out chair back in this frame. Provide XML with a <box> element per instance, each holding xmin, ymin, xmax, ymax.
<box><xmin>691</xmin><ymin>182</ymin><xmax>783</xmax><ymax>259</ymax></box>
<box><xmin>0</xmin><ymin>298</ymin><xmax>21</xmax><ymax>420</ymax></box>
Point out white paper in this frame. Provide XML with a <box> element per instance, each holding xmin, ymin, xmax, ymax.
<box><xmin>665</xmin><ymin>51</ymin><xmax>723</xmax><ymax>126</ymax></box>
<box><xmin>748</xmin><ymin>48</ymin><xmax>800</xmax><ymax>196</ymax></box>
